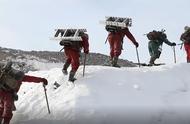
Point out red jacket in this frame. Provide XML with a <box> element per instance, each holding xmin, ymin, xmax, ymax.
<box><xmin>81</xmin><ymin>33</ymin><xmax>89</xmax><ymax>53</ymax></box>
<box><xmin>15</xmin><ymin>75</ymin><xmax>45</xmax><ymax>92</ymax></box>
<box><xmin>108</xmin><ymin>28</ymin><xmax>137</xmax><ymax>44</ymax></box>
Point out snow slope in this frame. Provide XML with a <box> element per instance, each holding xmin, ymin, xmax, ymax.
<box><xmin>12</xmin><ymin>63</ymin><xmax>190</xmax><ymax>124</ymax></box>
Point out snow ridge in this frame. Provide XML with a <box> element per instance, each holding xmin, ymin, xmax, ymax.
<box><xmin>12</xmin><ymin>63</ymin><xmax>190</xmax><ymax>124</ymax></box>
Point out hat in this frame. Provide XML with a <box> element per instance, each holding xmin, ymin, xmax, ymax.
<box><xmin>184</xmin><ymin>26</ymin><xmax>190</xmax><ymax>31</ymax></box>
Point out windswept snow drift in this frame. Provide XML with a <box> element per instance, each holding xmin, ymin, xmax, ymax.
<box><xmin>12</xmin><ymin>63</ymin><xmax>190</xmax><ymax>124</ymax></box>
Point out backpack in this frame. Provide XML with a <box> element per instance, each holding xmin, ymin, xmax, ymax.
<box><xmin>181</xmin><ymin>30</ymin><xmax>190</xmax><ymax>42</ymax></box>
<box><xmin>147</xmin><ymin>30</ymin><xmax>167</xmax><ymax>41</ymax></box>
<box><xmin>105</xmin><ymin>25</ymin><xmax>122</xmax><ymax>33</ymax></box>
<box><xmin>0</xmin><ymin>63</ymin><xmax>24</xmax><ymax>91</ymax></box>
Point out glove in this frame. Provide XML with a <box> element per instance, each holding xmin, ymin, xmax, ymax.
<box><xmin>41</xmin><ymin>78</ymin><xmax>48</xmax><ymax>85</ymax></box>
<box><xmin>84</xmin><ymin>50</ymin><xmax>89</xmax><ymax>54</ymax></box>
<box><xmin>13</xmin><ymin>92</ymin><xmax>18</xmax><ymax>101</ymax></box>
<box><xmin>134</xmin><ymin>42</ymin><xmax>139</xmax><ymax>48</ymax></box>
<box><xmin>171</xmin><ymin>42</ymin><xmax>176</xmax><ymax>46</ymax></box>
<box><xmin>15</xmin><ymin>71</ymin><xmax>24</xmax><ymax>80</ymax></box>
<box><xmin>59</xmin><ymin>40</ymin><xmax>64</xmax><ymax>46</ymax></box>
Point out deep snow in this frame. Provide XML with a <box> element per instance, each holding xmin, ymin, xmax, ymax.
<box><xmin>11</xmin><ymin>63</ymin><xmax>190</xmax><ymax>124</ymax></box>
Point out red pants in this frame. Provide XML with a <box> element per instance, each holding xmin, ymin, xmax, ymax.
<box><xmin>0</xmin><ymin>90</ymin><xmax>13</xmax><ymax>124</ymax></box>
<box><xmin>184</xmin><ymin>43</ymin><xmax>190</xmax><ymax>62</ymax></box>
<box><xmin>64</xmin><ymin>48</ymin><xmax>80</xmax><ymax>72</ymax></box>
<box><xmin>108</xmin><ymin>40</ymin><xmax>122</xmax><ymax>58</ymax></box>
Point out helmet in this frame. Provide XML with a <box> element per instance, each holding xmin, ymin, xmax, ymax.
<box><xmin>184</xmin><ymin>26</ymin><xmax>190</xmax><ymax>31</ymax></box>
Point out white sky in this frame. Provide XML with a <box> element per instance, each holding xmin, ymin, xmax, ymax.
<box><xmin>0</xmin><ymin>0</ymin><xmax>190</xmax><ymax>63</ymax></box>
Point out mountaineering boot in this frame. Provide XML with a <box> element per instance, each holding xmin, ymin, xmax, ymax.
<box><xmin>103</xmin><ymin>57</ymin><xmax>113</xmax><ymax>66</ymax></box>
<box><xmin>62</xmin><ymin>61</ymin><xmax>70</xmax><ymax>75</ymax></box>
<box><xmin>109</xmin><ymin>57</ymin><xmax>113</xmax><ymax>65</ymax></box>
<box><xmin>148</xmin><ymin>56</ymin><xmax>157</xmax><ymax>66</ymax></box>
<box><xmin>62</xmin><ymin>69</ymin><xmax>68</xmax><ymax>75</ymax></box>
<box><xmin>187</xmin><ymin>59</ymin><xmax>190</xmax><ymax>63</ymax></box>
<box><xmin>111</xmin><ymin>57</ymin><xmax>120</xmax><ymax>68</ymax></box>
<box><xmin>68</xmin><ymin>71</ymin><xmax>77</xmax><ymax>82</ymax></box>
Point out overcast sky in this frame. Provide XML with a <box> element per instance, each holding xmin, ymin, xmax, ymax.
<box><xmin>0</xmin><ymin>0</ymin><xmax>190</xmax><ymax>63</ymax></box>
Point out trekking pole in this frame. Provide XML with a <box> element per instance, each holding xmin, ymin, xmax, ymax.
<box><xmin>59</xmin><ymin>47</ymin><xmax>64</xmax><ymax>52</ymax></box>
<box><xmin>105</xmin><ymin>36</ymin><xmax>109</xmax><ymax>44</ymax></box>
<box><xmin>83</xmin><ymin>53</ymin><xmax>87</xmax><ymax>77</ymax></box>
<box><xmin>135</xmin><ymin>47</ymin><xmax>141</xmax><ymax>67</ymax></box>
<box><xmin>173</xmin><ymin>46</ymin><xmax>177</xmax><ymax>63</ymax></box>
<box><xmin>43</xmin><ymin>85</ymin><xmax>51</xmax><ymax>114</ymax></box>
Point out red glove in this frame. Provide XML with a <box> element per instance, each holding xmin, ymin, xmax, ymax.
<box><xmin>134</xmin><ymin>42</ymin><xmax>139</xmax><ymax>48</ymax></box>
<box><xmin>41</xmin><ymin>78</ymin><xmax>48</xmax><ymax>85</ymax></box>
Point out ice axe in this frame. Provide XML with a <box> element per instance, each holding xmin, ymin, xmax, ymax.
<box><xmin>59</xmin><ymin>47</ymin><xmax>64</xmax><ymax>52</ymax></box>
<box><xmin>43</xmin><ymin>85</ymin><xmax>51</xmax><ymax>114</ymax></box>
<box><xmin>135</xmin><ymin>47</ymin><xmax>141</xmax><ymax>67</ymax></box>
<box><xmin>105</xmin><ymin>35</ymin><xmax>109</xmax><ymax>44</ymax></box>
<box><xmin>172</xmin><ymin>46</ymin><xmax>177</xmax><ymax>63</ymax></box>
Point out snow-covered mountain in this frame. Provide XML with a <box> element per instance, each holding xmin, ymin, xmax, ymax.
<box><xmin>11</xmin><ymin>62</ymin><xmax>190</xmax><ymax>124</ymax></box>
<box><xmin>0</xmin><ymin>47</ymin><xmax>136</xmax><ymax>73</ymax></box>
